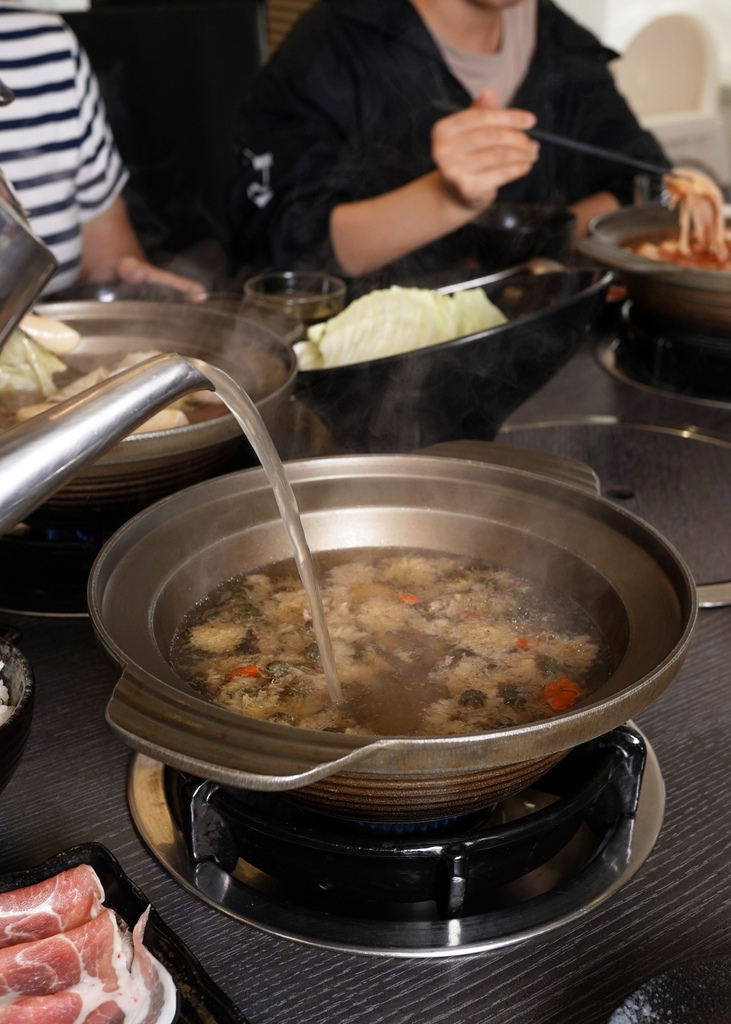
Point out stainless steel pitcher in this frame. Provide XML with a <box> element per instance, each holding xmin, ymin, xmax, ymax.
<box><xmin>0</xmin><ymin>191</ymin><xmax>58</xmax><ymax>352</ymax></box>
<box><xmin>0</xmin><ymin>353</ymin><xmax>212</xmax><ymax>534</ymax></box>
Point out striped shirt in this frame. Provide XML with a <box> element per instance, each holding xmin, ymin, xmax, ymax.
<box><xmin>0</xmin><ymin>4</ymin><xmax>127</xmax><ymax>293</ymax></box>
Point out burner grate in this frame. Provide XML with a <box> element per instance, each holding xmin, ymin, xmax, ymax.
<box><xmin>596</xmin><ymin>302</ymin><xmax>731</xmax><ymax>407</ymax></box>
<box><xmin>128</xmin><ymin>725</ymin><xmax>664</xmax><ymax>957</ymax></box>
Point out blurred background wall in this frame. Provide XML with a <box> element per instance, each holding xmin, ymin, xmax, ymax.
<box><xmin>557</xmin><ymin>0</ymin><xmax>730</xmax><ymax>70</ymax></box>
<box><xmin>557</xmin><ymin>0</ymin><xmax>731</xmax><ymax>185</ymax></box>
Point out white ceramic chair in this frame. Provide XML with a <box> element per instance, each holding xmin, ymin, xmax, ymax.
<box><xmin>610</xmin><ymin>13</ymin><xmax>728</xmax><ymax>183</ymax></box>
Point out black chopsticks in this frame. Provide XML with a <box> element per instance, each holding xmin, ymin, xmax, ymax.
<box><xmin>430</xmin><ymin>99</ymin><xmax>671</xmax><ymax>177</ymax></box>
<box><xmin>526</xmin><ymin>128</ymin><xmax>670</xmax><ymax>177</ymax></box>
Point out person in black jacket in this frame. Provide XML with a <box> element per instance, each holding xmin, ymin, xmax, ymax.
<box><xmin>231</xmin><ymin>0</ymin><xmax>667</xmax><ymax>280</ymax></box>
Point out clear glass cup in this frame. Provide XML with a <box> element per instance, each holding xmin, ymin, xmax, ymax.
<box><xmin>243</xmin><ymin>270</ymin><xmax>347</xmax><ymax>338</ymax></box>
<box><xmin>633</xmin><ymin>172</ymin><xmax>668</xmax><ymax>205</ymax></box>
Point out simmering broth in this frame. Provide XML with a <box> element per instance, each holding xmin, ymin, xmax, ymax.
<box><xmin>170</xmin><ymin>548</ymin><xmax>611</xmax><ymax>737</ymax></box>
<box><xmin>624</xmin><ymin>232</ymin><xmax>731</xmax><ymax>271</ymax></box>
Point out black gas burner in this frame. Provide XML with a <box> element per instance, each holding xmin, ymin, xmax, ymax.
<box><xmin>596</xmin><ymin>302</ymin><xmax>731</xmax><ymax>407</ymax></box>
<box><xmin>0</xmin><ymin>514</ymin><xmax>103</xmax><ymax>617</ymax></box>
<box><xmin>0</xmin><ymin>505</ymin><xmax>138</xmax><ymax>616</ymax></box>
<box><xmin>128</xmin><ymin>725</ymin><xmax>664</xmax><ymax>957</ymax></box>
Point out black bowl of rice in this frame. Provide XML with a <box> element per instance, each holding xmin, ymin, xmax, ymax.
<box><xmin>0</xmin><ymin>639</ymin><xmax>34</xmax><ymax>800</ymax></box>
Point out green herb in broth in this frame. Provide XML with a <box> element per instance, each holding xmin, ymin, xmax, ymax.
<box><xmin>170</xmin><ymin>549</ymin><xmax>611</xmax><ymax>737</ymax></box>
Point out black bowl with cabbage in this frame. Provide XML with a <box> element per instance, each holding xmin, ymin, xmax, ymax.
<box><xmin>294</xmin><ymin>268</ymin><xmax>610</xmax><ymax>454</ymax></box>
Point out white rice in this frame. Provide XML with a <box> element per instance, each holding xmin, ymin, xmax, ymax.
<box><xmin>0</xmin><ymin>659</ymin><xmax>13</xmax><ymax>724</ymax></box>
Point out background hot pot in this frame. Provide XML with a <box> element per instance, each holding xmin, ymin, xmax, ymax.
<box><xmin>32</xmin><ymin>300</ymin><xmax>297</xmax><ymax>510</ymax></box>
<box><xmin>578</xmin><ymin>203</ymin><xmax>731</xmax><ymax>330</ymax></box>
<box><xmin>89</xmin><ymin>443</ymin><xmax>696</xmax><ymax>823</ymax></box>
<box><xmin>0</xmin><ymin>302</ymin><xmax>298</xmax><ymax>614</ymax></box>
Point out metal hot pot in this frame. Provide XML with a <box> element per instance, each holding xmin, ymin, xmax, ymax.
<box><xmin>86</xmin><ymin>438</ymin><xmax>697</xmax><ymax>823</ymax></box>
<box><xmin>31</xmin><ymin>299</ymin><xmax>297</xmax><ymax>509</ymax></box>
<box><xmin>578</xmin><ymin>202</ymin><xmax>731</xmax><ymax>330</ymax></box>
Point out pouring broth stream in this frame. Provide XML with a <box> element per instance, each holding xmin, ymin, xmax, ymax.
<box><xmin>190</xmin><ymin>360</ymin><xmax>341</xmax><ymax>703</ymax></box>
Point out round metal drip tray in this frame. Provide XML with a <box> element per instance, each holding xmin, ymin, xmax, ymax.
<box><xmin>498</xmin><ymin>418</ymin><xmax>731</xmax><ymax>606</ymax></box>
<box><xmin>127</xmin><ymin>725</ymin><xmax>664</xmax><ymax>958</ymax></box>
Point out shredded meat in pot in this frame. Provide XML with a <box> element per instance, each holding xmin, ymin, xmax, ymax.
<box><xmin>626</xmin><ymin>167</ymin><xmax>731</xmax><ymax>270</ymax></box>
<box><xmin>170</xmin><ymin>549</ymin><xmax>611</xmax><ymax>737</ymax></box>
<box><xmin>664</xmin><ymin>168</ymin><xmax>729</xmax><ymax>261</ymax></box>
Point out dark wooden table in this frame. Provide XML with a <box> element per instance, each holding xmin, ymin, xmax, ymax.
<box><xmin>2</xmin><ymin>338</ymin><xmax>731</xmax><ymax>1024</ymax></box>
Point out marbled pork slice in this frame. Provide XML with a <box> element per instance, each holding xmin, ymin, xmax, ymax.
<box><xmin>0</xmin><ymin>866</ymin><xmax>104</xmax><ymax>949</ymax></box>
<box><xmin>0</xmin><ymin>990</ymin><xmax>125</xmax><ymax>1022</ymax></box>
<box><xmin>127</xmin><ymin>908</ymin><xmax>177</xmax><ymax>1024</ymax></box>
<box><xmin>0</xmin><ymin>908</ymin><xmax>127</xmax><ymax>1005</ymax></box>
<box><xmin>0</xmin><ymin>906</ymin><xmax>176</xmax><ymax>1023</ymax></box>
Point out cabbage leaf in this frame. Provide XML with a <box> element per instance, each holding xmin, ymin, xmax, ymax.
<box><xmin>295</xmin><ymin>285</ymin><xmax>507</xmax><ymax>370</ymax></box>
<box><xmin>0</xmin><ymin>330</ymin><xmax>67</xmax><ymax>396</ymax></box>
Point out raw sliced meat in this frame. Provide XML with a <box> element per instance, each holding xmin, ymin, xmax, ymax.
<box><xmin>0</xmin><ymin>866</ymin><xmax>103</xmax><ymax>949</ymax></box>
<box><xmin>0</xmin><ymin>869</ymin><xmax>177</xmax><ymax>1024</ymax></box>
<box><xmin>127</xmin><ymin>908</ymin><xmax>177</xmax><ymax>1024</ymax></box>
<box><xmin>0</xmin><ymin>990</ymin><xmax>125</xmax><ymax>1023</ymax></box>
<box><xmin>0</xmin><ymin>908</ymin><xmax>129</xmax><ymax>1004</ymax></box>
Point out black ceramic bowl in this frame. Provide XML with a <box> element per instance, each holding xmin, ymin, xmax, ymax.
<box><xmin>609</xmin><ymin>957</ymin><xmax>731</xmax><ymax>1023</ymax></box>
<box><xmin>0</xmin><ymin>639</ymin><xmax>34</xmax><ymax>800</ymax></box>
<box><xmin>469</xmin><ymin>201</ymin><xmax>577</xmax><ymax>270</ymax></box>
<box><xmin>294</xmin><ymin>267</ymin><xmax>610</xmax><ymax>454</ymax></box>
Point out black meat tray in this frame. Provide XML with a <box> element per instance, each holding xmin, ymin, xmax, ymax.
<box><xmin>0</xmin><ymin>842</ymin><xmax>249</xmax><ymax>1024</ymax></box>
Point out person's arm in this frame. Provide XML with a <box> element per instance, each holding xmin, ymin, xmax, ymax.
<box><xmin>64</xmin><ymin>23</ymin><xmax>204</xmax><ymax>299</ymax></box>
<box><xmin>78</xmin><ymin>194</ymin><xmax>144</xmax><ymax>281</ymax></box>
<box><xmin>330</xmin><ymin>90</ymin><xmax>539</xmax><ymax>277</ymax></box>
<box><xmin>569</xmin><ymin>190</ymin><xmax>620</xmax><ymax>239</ymax></box>
<box><xmin>79</xmin><ymin>195</ymin><xmax>206</xmax><ymax>298</ymax></box>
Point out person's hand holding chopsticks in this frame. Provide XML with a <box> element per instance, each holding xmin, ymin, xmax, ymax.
<box><xmin>330</xmin><ymin>88</ymin><xmax>540</xmax><ymax>277</ymax></box>
<box><xmin>431</xmin><ymin>88</ymin><xmax>539</xmax><ymax>213</ymax></box>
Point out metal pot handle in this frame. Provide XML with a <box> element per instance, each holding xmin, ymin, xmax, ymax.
<box><xmin>106</xmin><ymin>667</ymin><xmax>403</xmax><ymax>789</ymax></box>
<box><xmin>420</xmin><ymin>439</ymin><xmax>601</xmax><ymax>496</ymax></box>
